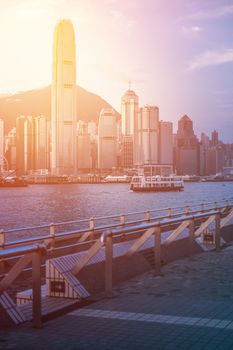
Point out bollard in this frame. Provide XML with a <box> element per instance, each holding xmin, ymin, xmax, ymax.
<box><xmin>167</xmin><ymin>208</ymin><xmax>172</xmax><ymax>217</ymax></box>
<box><xmin>200</xmin><ymin>203</ymin><xmax>205</xmax><ymax>212</ymax></box>
<box><xmin>105</xmin><ymin>234</ymin><xmax>113</xmax><ymax>298</ymax></box>
<box><xmin>189</xmin><ymin>219</ymin><xmax>195</xmax><ymax>256</ymax></box>
<box><xmin>32</xmin><ymin>251</ymin><xmax>42</xmax><ymax>328</ymax></box>
<box><xmin>215</xmin><ymin>213</ymin><xmax>221</xmax><ymax>252</ymax></box>
<box><xmin>154</xmin><ymin>227</ymin><xmax>161</xmax><ymax>276</ymax></box>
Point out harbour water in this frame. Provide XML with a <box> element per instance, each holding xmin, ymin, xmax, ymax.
<box><xmin>1</xmin><ymin>182</ymin><xmax>233</xmax><ymax>235</ymax></box>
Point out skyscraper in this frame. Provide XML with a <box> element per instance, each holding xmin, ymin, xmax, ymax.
<box><xmin>175</xmin><ymin>115</ymin><xmax>200</xmax><ymax>175</ymax></box>
<box><xmin>34</xmin><ymin>116</ymin><xmax>50</xmax><ymax>171</ymax></box>
<box><xmin>5</xmin><ymin>128</ymin><xmax>16</xmax><ymax>171</ymax></box>
<box><xmin>51</xmin><ymin>19</ymin><xmax>77</xmax><ymax>175</ymax></box>
<box><xmin>134</xmin><ymin>105</ymin><xmax>159</xmax><ymax>165</ymax></box>
<box><xmin>121</xmin><ymin>88</ymin><xmax>139</xmax><ymax>136</ymax></box>
<box><xmin>159</xmin><ymin>121</ymin><xmax>173</xmax><ymax>165</ymax></box>
<box><xmin>16</xmin><ymin>116</ymin><xmax>35</xmax><ymax>175</ymax></box>
<box><xmin>98</xmin><ymin>108</ymin><xmax>117</xmax><ymax>170</ymax></box>
<box><xmin>77</xmin><ymin>121</ymin><xmax>92</xmax><ymax>171</ymax></box>
<box><xmin>121</xmin><ymin>87</ymin><xmax>139</xmax><ymax>168</ymax></box>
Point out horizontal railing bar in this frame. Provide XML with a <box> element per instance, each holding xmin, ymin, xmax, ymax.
<box><xmin>4</xmin><ymin>198</ymin><xmax>232</xmax><ymax>235</ymax></box>
<box><xmin>110</xmin><ymin>210</ymin><xmax>220</xmax><ymax>236</ymax></box>
<box><xmin>0</xmin><ymin>243</ymin><xmax>46</xmax><ymax>259</ymax></box>
<box><xmin>3</xmin><ymin>205</ymin><xmax>231</xmax><ymax>248</ymax></box>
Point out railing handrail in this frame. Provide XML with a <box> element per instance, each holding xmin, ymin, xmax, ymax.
<box><xmin>0</xmin><ymin>243</ymin><xmax>46</xmax><ymax>259</ymax></box>
<box><xmin>2</xmin><ymin>204</ymin><xmax>231</xmax><ymax>249</ymax></box>
<box><xmin>109</xmin><ymin>210</ymin><xmax>220</xmax><ymax>236</ymax></box>
<box><xmin>3</xmin><ymin>198</ymin><xmax>233</xmax><ymax>236</ymax></box>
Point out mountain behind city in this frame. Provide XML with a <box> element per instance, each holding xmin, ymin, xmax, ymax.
<box><xmin>0</xmin><ymin>85</ymin><xmax>120</xmax><ymax>134</ymax></box>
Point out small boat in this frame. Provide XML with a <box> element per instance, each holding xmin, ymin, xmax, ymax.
<box><xmin>130</xmin><ymin>175</ymin><xmax>184</xmax><ymax>192</ymax></box>
<box><xmin>0</xmin><ymin>176</ymin><xmax>28</xmax><ymax>188</ymax></box>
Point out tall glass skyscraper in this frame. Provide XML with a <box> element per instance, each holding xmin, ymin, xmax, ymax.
<box><xmin>51</xmin><ymin>19</ymin><xmax>77</xmax><ymax>175</ymax></box>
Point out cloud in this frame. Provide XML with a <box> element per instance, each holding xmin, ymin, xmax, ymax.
<box><xmin>182</xmin><ymin>25</ymin><xmax>203</xmax><ymax>36</ymax></box>
<box><xmin>178</xmin><ymin>4</ymin><xmax>233</xmax><ymax>23</ymax></box>
<box><xmin>186</xmin><ymin>48</ymin><xmax>233</xmax><ymax>71</ymax></box>
<box><xmin>188</xmin><ymin>4</ymin><xmax>233</xmax><ymax>20</ymax></box>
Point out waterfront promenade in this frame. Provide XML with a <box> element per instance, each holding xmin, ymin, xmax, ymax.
<box><xmin>2</xmin><ymin>243</ymin><xmax>233</xmax><ymax>349</ymax></box>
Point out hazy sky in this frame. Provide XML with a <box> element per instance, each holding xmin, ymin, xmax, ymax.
<box><xmin>0</xmin><ymin>0</ymin><xmax>233</xmax><ymax>141</ymax></box>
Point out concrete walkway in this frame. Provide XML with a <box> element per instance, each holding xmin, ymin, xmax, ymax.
<box><xmin>2</xmin><ymin>245</ymin><xmax>233</xmax><ymax>349</ymax></box>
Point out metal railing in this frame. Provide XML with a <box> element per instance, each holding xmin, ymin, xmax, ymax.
<box><xmin>1</xmin><ymin>198</ymin><xmax>232</xmax><ymax>250</ymax></box>
<box><xmin>0</xmin><ymin>243</ymin><xmax>46</xmax><ymax>328</ymax></box>
<box><xmin>0</xmin><ymin>198</ymin><xmax>233</xmax><ymax>328</ymax></box>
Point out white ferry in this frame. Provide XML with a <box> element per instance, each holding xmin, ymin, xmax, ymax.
<box><xmin>130</xmin><ymin>175</ymin><xmax>184</xmax><ymax>192</ymax></box>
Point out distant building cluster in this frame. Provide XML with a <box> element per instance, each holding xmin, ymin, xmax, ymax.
<box><xmin>0</xmin><ymin>19</ymin><xmax>233</xmax><ymax>178</ymax></box>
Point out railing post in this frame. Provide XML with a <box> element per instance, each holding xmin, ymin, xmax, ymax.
<box><xmin>105</xmin><ymin>233</ymin><xmax>113</xmax><ymax>298</ymax></box>
<box><xmin>189</xmin><ymin>219</ymin><xmax>195</xmax><ymax>256</ymax></box>
<box><xmin>146</xmin><ymin>210</ymin><xmax>151</xmax><ymax>221</ymax></box>
<box><xmin>32</xmin><ymin>251</ymin><xmax>42</xmax><ymax>328</ymax></box>
<box><xmin>154</xmin><ymin>226</ymin><xmax>161</xmax><ymax>276</ymax></box>
<box><xmin>89</xmin><ymin>218</ymin><xmax>95</xmax><ymax>241</ymax></box>
<box><xmin>200</xmin><ymin>203</ymin><xmax>205</xmax><ymax>212</ymax></box>
<box><xmin>49</xmin><ymin>223</ymin><xmax>55</xmax><ymax>249</ymax></box>
<box><xmin>185</xmin><ymin>206</ymin><xmax>190</xmax><ymax>215</ymax></box>
<box><xmin>120</xmin><ymin>214</ymin><xmax>125</xmax><ymax>226</ymax></box>
<box><xmin>215</xmin><ymin>213</ymin><xmax>221</xmax><ymax>252</ymax></box>
<box><xmin>0</xmin><ymin>229</ymin><xmax>5</xmax><ymax>248</ymax></box>
<box><xmin>0</xmin><ymin>230</ymin><xmax>5</xmax><ymax>275</ymax></box>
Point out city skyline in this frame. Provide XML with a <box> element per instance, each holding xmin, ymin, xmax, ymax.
<box><xmin>0</xmin><ymin>1</ymin><xmax>233</xmax><ymax>141</ymax></box>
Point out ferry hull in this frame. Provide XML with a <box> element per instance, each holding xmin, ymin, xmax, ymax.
<box><xmin>130</xmin><ymin>185</ymin><xmax>184</xmax><ymax>192</ymax></box>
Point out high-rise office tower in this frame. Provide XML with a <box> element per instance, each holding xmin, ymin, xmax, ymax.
<box><xmin>51</xmin><ymin>19</ymin><xmax>77</xmax><ymax>175</ymax></box>
<box><xmin>34</xmin><ymin>116</ymin><xmax>50</xmax><ymax>171</ymax></box>
<box><xmin>77</xmin><ymin>121</ymin><xmax>92</xmax><ymax>171</ymax></box>
<box><xmin>121</xmin><ymin>88</ymin><xmax>139</xmax><ymax>136</ymax></box>
<box><xmin>211</xmin><ymin>130</ymin><xmax>219</xmax><ymax>147</ymax></box>
<box><xmin>98</xmin><ymin>108</ymin><xmax>117</xmax><ymax>170</ymax></box>
<box><xmin>175</xmin><ymin>115</ymin><xmax>200</xmax><ymax>175</ymax></box>
<box><xmin>5</xmin><ymin>128</ymin><xmax>16</xmax><ymax>171</ymax></box>
<box><xmin>16</xmin><ymin>116</ymin><xmax>36</xmax><ymax>175</ymax></box>
<box><xmin>159</xmin><ymin>121</ymin><xmax>173</xmax><ymax>165</ymax></box>
<box><xmin>121</xmin><ymin>135</ymin><xmax>134</xmax><ymax>168</ymax></box>
<box><xmin>134</xmin><ymin>105</ymin><xmax>159</xmax><ymax>165</ymax></box>
<box><xmin>121</xmin><ymin>87</ymin><xmax>139</xmax><ymax>167</ymax></box>
<box><xmin>0</xmin><ymin>118</ymin><xmax>4</xmax><ymax>172</ymax></box>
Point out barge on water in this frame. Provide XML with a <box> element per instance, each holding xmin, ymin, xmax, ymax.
<box><xmin>130</xmin><ymin>175</ymin><xmax>184</xmax><ymax>192</ymax></box>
